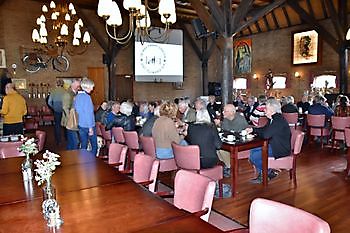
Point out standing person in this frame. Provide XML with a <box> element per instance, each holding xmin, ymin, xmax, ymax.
<box><xmin>74</xmin><ymin>78</ymin><xmax>97</xmax><ymax>156</ymax></box>
<box><xmin>61</xmin><ymin>78</ymin><xmax>81</xmax><ymax>150</ymax></box>
<box><xmin>246</xmin><ymin>98</ymin><xmax>291</xmax><ymax>183</ymax></box>
<box><xmin>0</xmin><ymin>83</ymin><xmax>27</xmax><ymax>135</ymax></box>
<box><xmin>47</xmin><ymin>79</ymin><xmax>66</xmax><ymax>145</ymax></box>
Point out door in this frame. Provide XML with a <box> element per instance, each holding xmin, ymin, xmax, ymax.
<box><xmin>115</xmin><ymin>74</ymin><xmax>133</xmax><ymax>101</ymax></box>
<box><xmin>88</xmin><ymin>67</ymin><xmax>105</xmax><ymax>107</ymax></box>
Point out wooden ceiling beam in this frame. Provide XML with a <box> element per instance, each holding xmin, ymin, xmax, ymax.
<box><xmin>325</xmin><ymin>0</ymin><xmax>344</xmax><ymax>40</ymax></box>
<box><xmin>271</xmin><ymin>10</ymin><xmax>280</xmax><ymax>29</ymax></box>
<box><xmin>205</xmin><ymin>0</ymin><xmax>225</xmax><ymax>34</ymax></box>
<box><xmin>306</xmin><ymin>0</ymin><xmax>315</xmax><ymax>18</ymax></box>
<box><xmin>282</xmin><ymin>6</ymin><xmax>292</xmax><ymax>27</ymax></box>
<box><xmin>338</xmin><ymin>0</ymin><xmax>348</xmax><ymax>36</ymax></box>
<box><xmin>263</xmin><ymin>15</ymin><xmax>271</xmax><ymax>31</ymax></box>
<box><xmin>255</xmin><ymin>21</ymin><xmax>262</xmax><ymax>33</ymax></box>
<box><xmin>321</xmin><ymin>0</ymin><xmax>328</xmax><ymax>19</ymax></box>
<box><xmin>231</xmin><ymin>0</ymin><xmax>254</xmax><ymax>34</ymax></box>
<box><xmin>287</xmin><ymin>0</ymin><xmax>339</xmax><ymax>52</ymax></box>
<box><xmin>233</xmin><ymin>0</ymin><xmax>286</xmax><ymax>35</ymax></box>
<box><xmin>187</xmin><ymin>0</ymin><xmax>217</xmax><ymax>33</ymax></box>
<box><xmin>222</xmin><ymin>0</ymin><xmax>233</xmax><ymax>36</ymax></box>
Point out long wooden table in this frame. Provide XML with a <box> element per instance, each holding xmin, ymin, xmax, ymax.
<box><xmin>0</xmin><ymin>150</ymin><xmax>223</xmax><ymax>232</ymax></box>
<box><xmin>221</xmin><ymin>137</ymin><xmax>269</xmax><ymax>197</ymax></box>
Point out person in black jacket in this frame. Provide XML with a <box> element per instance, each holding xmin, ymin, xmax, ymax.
<box><xmin>105</xmin><ymin>102</ymin><xmax>135</xmax><ymax>131</ymax></box>
<box><xmin>281</xmin><ymin>96</ymin><xmax>298</xmax><ymax>113</ymax></box>
<box><xmin>246</xmin><ymin>98</ymin><xmax>291</xmax><ymax>183</ymax></box>
<box><xmin>185</xmin><ymin>109</ymin><xmax>222</xmax><ymax>169</ymax></box>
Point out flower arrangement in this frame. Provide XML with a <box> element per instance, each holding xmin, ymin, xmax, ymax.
<box><xmin>34</xmin><ymin>150</ymin><xmax>61</xmax><ymax>186</ymax></box>
<box><xmin>18</xmin><ymin>137</ymin><xmax>39</xmax><ymax>159</ymax></box>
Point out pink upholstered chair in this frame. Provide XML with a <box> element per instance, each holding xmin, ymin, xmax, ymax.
<box><xmin>257</xmin><ymin>116</ymin><xmax>268</xmax><ymax>127</ymax></box>
<box><xmin>331</xmin><ymin>116</ymin><xmax>350</xmax><ymax>150</ymax></box>
<box><xmin>139</xmin><ymin>136</ymin><xmax>177</xmax><ymax>172</ymax></box>
<box><xmin>307</xmin><ymin>114</ymin><xmax>330</xmax><ymax>148</ymax></box>
<box><xmin>268</xmin><ymin>129</ymin><xmax>305</xmax><ymax>186</ymax></box>
<box><xmin>111</xmin><ymin>127</ymin><xmax>125</xmax><ymax>144</ymax></box>
<box><xmin>27</xmin><ymin>106</ymin><xmax>41</xmax><ymax>123</ymax></box>
<box><xmin>100</xmin><ymin>124</ymin><xmax>112</xmax><ymax>148</ymax></box>
<box><xmin>107</xmin><ymin>143</ymin><xmax>128</xmax><ymax>171</ymax></box>
<box><xmin>283</xmin><ymin>112</ymin><xmax>299</xmax><ymax>129</ymax></box>
<box><xmin>123</xmin><ymin>131</ymin><xmax>141</xmax><ymax>169</ymax></box>
<box><xmin>237</xmin><ymin>198</ymin><xmax>331</xmax><ymax>233</ymax></box>
<box><xmin>171</xmin><ymin>142</ymin><xmax>223</xmax><ymax>198</ymax></box>
<box><xmin>133</xmin><ymin>153</ymin><xmax>160</xmax><ymax>192</ymax></box>
<box><xmin>35</xmin><ymin>130</ymin><xmax>46</xmax><ymax>152</ymax></box>
<box><xmin>95</xmin><ymin>122</ymin><xmax>103</xmax><ymax>137</ymax></box>
<box><xmin>41</xmin><ymin>106</ymin><xmax>54</xmax><ymax>125</ymax></box>
<box><xmin>24</xmin><ymin>118</ymin><xmax>38</xmax><ymax>132</ymax></box>
<box><xmin>0</xmin><ymin>141</ymin><xmax>24</xmax><ymax>159</ymax></box>
<box><xmin>172</xmin><ymin>170</ymin><xmax>216</xmax><ymax>222</ymax></box>
<box><xmin>344</xmin><ymin>128</ymin><xmax>350</xmax><ymax>176</ymax></box>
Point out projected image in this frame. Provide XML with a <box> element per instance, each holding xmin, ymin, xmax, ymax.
<box><xmin>134</xmin><ymin>29</ymin><xmax>183</xmax><ymax>82</ymax></box>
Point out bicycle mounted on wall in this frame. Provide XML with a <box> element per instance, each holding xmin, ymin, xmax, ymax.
<box><xmin>20</xmin><ymin>45</ymin><xmax>70</xmax><ymax>73</ymax></box>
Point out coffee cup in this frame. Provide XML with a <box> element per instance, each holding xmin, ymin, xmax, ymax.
<box><xmin>227</xmin><ymin>135</ymin><xmax>235</xmax><ymax>141</ymax></box>
<box><xmin>241</xmin><ymin>130</ymin><xmax>247</xmax><ymax>137</ymax></box>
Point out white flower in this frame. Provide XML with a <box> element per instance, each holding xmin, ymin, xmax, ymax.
<box><xmin>34</xmin><ymin>151</ymin><xmax>61</xmax><ymax>186</ymax></box>
<box><xmin>18</xmin><ymin>137</ymin><xmax>39</xmax><ymax>158</ymax></box>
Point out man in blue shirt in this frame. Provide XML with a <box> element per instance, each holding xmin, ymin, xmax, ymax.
<box><xmin>308</xmin><ymin>95</ymin><xmax>334</xmax><ymax>118</ymax></box>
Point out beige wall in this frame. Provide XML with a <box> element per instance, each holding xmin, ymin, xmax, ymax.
<box><xmin>0</xmin><ymin>0</ymin><xmax>104</xmax><ymax>106</ymax></box>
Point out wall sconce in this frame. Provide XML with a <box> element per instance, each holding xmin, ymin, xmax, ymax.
<box><xmin>253</xmin><ymin>73</ymin><xmax>258</xmax><ymax>80</ymax></box>
<box><xmin>295</xmin><ymin>71</ymin><xmax>301</xmax><ymax>79</ymax></box>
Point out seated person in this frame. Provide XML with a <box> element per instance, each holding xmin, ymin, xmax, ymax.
<box><xmin>152</xmin><ymin>102</ymin><xmax>183</xmax><ymax>159</ymax></box>
<box><xmin>243</xmin><ymin>96</ymin><xmax>258</xmax><ymax>123</ymax></box>
<box><xmin>146</xmin><ymin>102</ymin><xmax>157</xmax><ymax>119</ymax></box>
<box><xmin>215</xmin><ymin>104</ymin><xmax>249</xmax><ymax>171</ymax></box>
<box><xmin>250</xmin><ymin>95</ymin><xmax>267</xmax><ymax>126</ymax></box>
<box><xmin>246</xmin><ymin>98</ymin><xmax>291</xmax><ymax>183</ymax></box>
<box><xmin>335</xmin><ymin>96</ymin><xmax>350</xmax><ymax>117</ymax></box>
<box><xmin>297</xmin><ymin>95</ymin><xmax>310</xmax><ymax>113</ymax></box>
<box><xmin>139</xmin><ymin>106</ymin><xmax>160</xmax><ymax>137</ymax></box>
<box><xmin>207</xmin><ymin>95</ymin><xmax>221</xmax><ymax>121</ymax></box>
<box><xmin>106</xmin><ymin>102</ymin><xmax>135</xmax><ymax>131</ymax></box>
<box><xmin>185</xmin><ymin>109</ymin><xmax>222</xmax><ymax>169</ymax></box>
<box><xmin>178</xmin><ymin>99</ymin><xmax>196</xmax><ymax>123</ymax></box>
<box><xmin>95</xmin><ymin>101</ymin><xmax>108</xmax><ymax>123</ymax></box>
<box><xmin>281</xmin><ymin>96</ymin><xmax>298</xmax><ymax>113</ymax></box>
<box><xmin>308</xmin><ymin>95</ymin><xmax>334</xmax><ymax>118</ymax></box>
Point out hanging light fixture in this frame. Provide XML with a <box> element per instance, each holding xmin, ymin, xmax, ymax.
<box><xmin>97</xmin><ymin>0</ymin><xmax>176</xmax><ymax>45</ymax></box>
<box><xmin>31</xmin><ymin>1</ymin><xmax>91</xmax><ymax>55</ymax></box>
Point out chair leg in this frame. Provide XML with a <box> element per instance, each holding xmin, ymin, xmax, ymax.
<box><xmin>218</xmin><ymin>180</ymin><xmax>223</xmax><ymax>198</ymax></box>
<box><xmin>347</xmin><ymin>151</ymin><xmax>350</xmax><ymax>176</ymax></box>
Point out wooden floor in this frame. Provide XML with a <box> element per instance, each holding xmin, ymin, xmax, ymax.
<box><xmin>42</xmin><ymin>126</ymin><xmax>350</xmax><ymax>233</ymax></box>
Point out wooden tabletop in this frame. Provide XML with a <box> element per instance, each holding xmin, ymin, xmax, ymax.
<box><xmin>0</xmin><ymin>150</ymin><xmax>223</xmax><ymax>232</ymax></box>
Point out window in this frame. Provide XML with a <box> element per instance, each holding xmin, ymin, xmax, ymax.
<box><xmin>312</xmin><ymin>75</ymin><xmax>336</xmax><ymax>88</ymax></box>
<box><xmin>233</xmin><ymin>78</ymin><xmax>247</xmax><ymax>89</ymax></box>
<box><xmin>272</xmin><ymin>76</ymin><xmax>286</xmax><ymax>89</ymax></box>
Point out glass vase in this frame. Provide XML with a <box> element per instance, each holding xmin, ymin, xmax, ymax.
<box><xmin>21</xmin><ymin>156</ymin><xmax>33</xmax><ymax>181</ymax></box>
<box><xmin>42</xmin><ymin>177</ymin><xmax>56</xmax><ymax>201</ymax></box>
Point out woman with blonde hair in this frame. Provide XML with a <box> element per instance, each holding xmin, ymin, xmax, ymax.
<box><xmin>152</xmin><ymin>101</ymin><xmax>182</xmax><ymax>159</ymax></box>
<box><xmin>74</xmin><ymin>78</ymin><xmax>97</xmax><ymax>156</ymax></box>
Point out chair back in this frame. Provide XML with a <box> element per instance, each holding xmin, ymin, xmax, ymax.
<box><xmin>133</xmin><ymin>153</ymin><xmax>160</xmax><ymax>192</ymax></box>
<box><xmin>123</xmin><ymin>131</ymin><xmax>139</xmax><ymax>150</ymax></box>
<box><xmin>95</xmin><ymin>122</ymin><xmax>103</xmax><ymax>136</ymax></box>
<box><xmin>41</xmin><ymin>105</ymin><xmax>52</xmax><ymax>115</ymax></box>
<box><xmin>331</xmin><ymin>116</ymin><xmax>350</xmax><ymax>130</ymax></box>
<box><xmin>100</xmin><ymin>124</ymin><xmax>112</xmax><ymax>141</ymax></box>
<box><xmin>307</xmin><ymin>114</ymin><xmax>325</xmax><ymax>127</ymax></box>
<box><xmin>345</xmin><ymin>128</ymin><xmax>350</xmax><ymax>147</ymax></box>
<box><xmin>108</xmin><ymin>143</ymin><xmax>128</xmax><ymax>171</ymax></box>
<box><xmin>292</xmin><ymin>130</ymin><xmax>305</xmax><ymax>155</ymax></box>
<box><xmin>140</xmin><ymin>136</ymin><xmax>156</xmax><ymax>158</ymax></box>
<box><xmin>171</xmin><ymin>142</ymin><xmax>200</xmax><ymax>170</ymax></box>
<box><xmin>112</xmin><ymin>127</ymin><xmax>125</xmax><ymax>144</ymax></box>
<box><xmin>174</xmin><ymin>170</ymin><xmax>216</xmax><ymax>222</ymax></box>
<box><xmin>35</xmin><ymin>130</ymin><xmax>46</xmax><ymax>152</ymax></box>
<box><xmin>27</xmin><ymin>106</ymin><xmax>37</xmax><ymax>115</ymax></box>
<box><xmin>257</xmin><ymin>117</ymin><xmax>268</xmax><ymax>127</ymax></box>
<box><xmin>249</xmin><ymin>198</ymin><xmax>331</xmax><ymax>233</ymax></box>
<box><xmin>283</xmin><ymin>113</ymin><xmax>298</xmax><ymax>125</ymax></box>
<box><xmin>0</xmin><ymin>141</ymin><xmax>24</xmax><ymax>159</ymax></box>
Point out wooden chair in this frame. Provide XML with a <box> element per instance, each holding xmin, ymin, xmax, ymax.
<box><xmin>35</xmin><ymin>130</ymin><xmax>46</xmax><ymax>152</ymax></box>
<box><xmin>133</xmin><ymin>153</ymin><xmax>160</xmax><ymax>192</ymax></box>
<box><xmin>107</xmin><ymin>143</ymin><xmax>128</xmax><ymax>171</ymax></box>
<box><xmin>331</xmin><ymin>116</ymin><xmax>350</xmax><ymax>150</ymax></box>
<box><xmin>111</xmin><ymin>127</ymin><xmax>125</xmax><ymax>144</ymax></box>
<box><xmin>307</xmin><ymin>114</ymin><xmax>330</xmax><ymax>148</ymax></box>
<box><xmin>123</xmin><ymin>131</ymin><xmax>140</xmax><ymax>169</ymax></box>
<box><xmin>283</xmin><ymin>112</ymin><xmax>299</xmax><ymax>129</ymax></box>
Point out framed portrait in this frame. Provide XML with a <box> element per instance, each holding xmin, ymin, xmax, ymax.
<box><xmin>12</xmin><ymin>79</ymin><xmax>27</xmax><ymax>90</ymax></box>
<box><xmin>292</xmin><ymin>30</ymin><xmax>319</xmax><ymax>65</ymax></box>
<box><xmin>0</xmin><ymin>49</ymin><xmax>6</xmax><ymax>68</ymax></box>
<box><xmin>233</xmin><ymin>38</ymin><xmax>252</xmax><ymax>75</ymax></box>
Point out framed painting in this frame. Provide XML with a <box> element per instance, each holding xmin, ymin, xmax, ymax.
<box><xmin>12</xmin><ymin>79</ymin><xmax>27</xmax><ymax>89</ymax></box>
<box><xmin>233</xmin><ymin>38</ymin><xmax>252</xmax><ymax>75</ymax></box>
<box><xmin>292</xmin><ymin>30</ymin><xmax>319</xmax><ymax>65</ymax></box>
<box><xmin>0</xmin><ymin>49</ymin><xmax>6</xmax><ymax>68</ymax></box>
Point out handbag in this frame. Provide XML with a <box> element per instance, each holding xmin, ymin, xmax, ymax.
<box><xmin>66</xmin><ymin>108</ymin><xmax>78</xmax><ymax>131</ymax></box>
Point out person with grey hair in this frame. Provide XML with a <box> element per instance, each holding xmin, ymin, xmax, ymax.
<box><xmin>105</xmin><ymin>101</ymin><xmax>136</xmax><ymax>131</ymax></box>
<box><xmin>246</xmin><ymin>98</ymin><xmax>291</xmax><ymax>183</ymax></box>
<box><xmin>185</xmin><ymin>108</ymin><xmax>222</xmax><ymax>169</ymax></box>
<box><xmin>308</xmin><ymin>94</ymin><xmax>334</xmax><ymax>118</ymax></box>
<box><xmin>74</xmin><ymin>77</ymin><xmax>98</xmax><ymax>156</ymax></box>
<box><xmin>139</xmin><ymin>105</ymin><xmax>160</xmax><ymax>137</ymax></box>
<box><xmin>178</xmin><ymin>99</ymin><xmax>196</xmax><ymax>123</ymax></box>
<box><xmin>281</xmin><ymin>95</ymin><xmax>298</xmax><ymax>113</ymax></box>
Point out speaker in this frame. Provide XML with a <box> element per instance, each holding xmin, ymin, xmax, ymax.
<box><xmin>102</xmin><ymin>53</ymin><xmax>109</xmax><ymax>64</ymax></box>
<box><xmin>191</xmin><ymin>18</ymin><xmax>207</xmax><ymax>39</ymax></box>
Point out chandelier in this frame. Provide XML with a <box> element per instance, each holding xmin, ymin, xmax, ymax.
<box><xmin>97</xmin><ymin>0</ymin><xmax>176</xmax><ymax>44</ymax></box>
<box><xmin>31</xmin><ymin>1</ymin><xmax>91</xmax><ymax>56</ymax></box>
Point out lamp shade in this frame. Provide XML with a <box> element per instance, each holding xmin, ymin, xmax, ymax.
<box><xmin>32</xmin><ymin>29</ymin><xmax>40</xmax><ymax>42</ymax></box>
<box><xmin>83</xmin><ymin>31</ymin><xmax>91</xmax><ymax>44</ymax></box>
<box><xmin>106</xmin><ymin>2</ymin><xmax>122</xmax><ymax>26</ymax></box>
<box><xmin>60</xmin><ymin>24</ymin><xmax>69</xmax><ymax>35</ymax></box>
<box><xmin>49</xmin><ymin>1</ymin><xmax>56</xmax><ymax>8</ymax></box>
<box><xmin>40</xmin><ymin>14</ymin><xmax>46</xmax><ymax>23</ymax></box>
<box><xmin>161</xmin><ymin>11</ymin><xmax>176</xmax><ymax>24</ymax></box>
<box><xmin>77</xmin><ymin>18</ymin><xmax>84</xmax><ymax>27</ymax></box>
<box><xmin>65</xmin><ymin>13</ymin><xmax>71</xmax><ymax>21</ymax></box>
<box><xmin>42</xmin><ymin>5</ymin><xmax>48</xmax><ymax>12</ymax></box>
<box><xmin>39</xmin><ymin>24</ymin><xmax>48</xmax><ymax>37</ymax></box>
<box><xmin>346</xmin><ymin>27</ymin><xmax>350</xmax><ymax>40</ymax></box>
<box><xmin>74</xmin><ymin>28</ymin><xmax>82</xmax><ymax>38</ymax></box>
<box><xmin>40</xmin><ymin>36</ymin><xmax>47</xmax><ymax>44</ymax></box>
<box><xmin>97</xmin><ymin>0</ymin><xmax>113</xmax><ymax>17</ymax></box>
<box><xmin>69</xmin><ymin>3</ymin><xmax>74</xmax><ymax>11</ymax></box>
<box><xmin>159</xmin><ymin>0</ymin><xmax>175</xmax><ymax>16</ymax></box>
<box><xmin>73</xmin><ymin>37</ymin><xmax>80</xmax><ymax>46</ymax></box>
<box><xmin>123</xmin><ymin>0</ymin><xmax>141</xmax><ymax>11</ymax></box>
<box><xmin>71</xmin><ymin>8</ymin><xmax>76</xmax><ymax>15</ymax></box>
<box><xmin>51</xmin><ymin>12</ymin><xmax>57</xmax><ymax>20</ymax></box>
